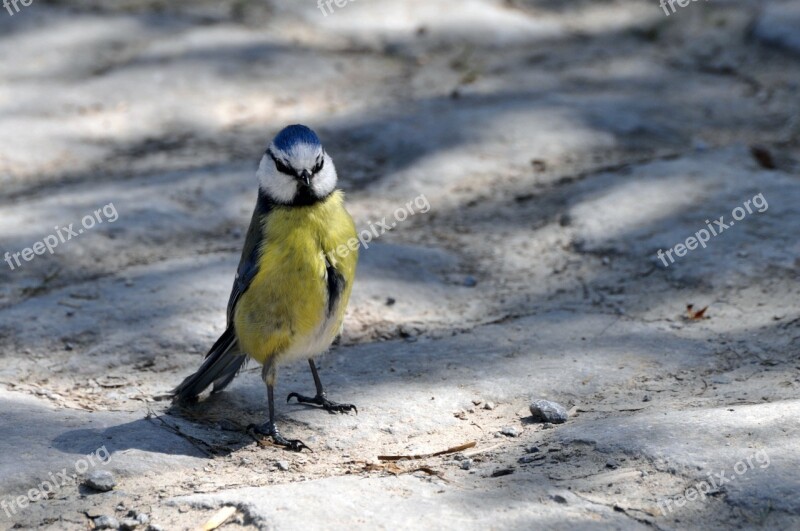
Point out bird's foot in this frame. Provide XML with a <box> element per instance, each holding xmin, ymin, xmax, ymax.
<box><xmin>248</xmin><ymin>421</ymin><xmax>309</xmax><ymax>452</ymax></box>
<box><xmin>286</xmin><ymin>392</ymin><xmax>358</xmax><ymax>414</ymax></box>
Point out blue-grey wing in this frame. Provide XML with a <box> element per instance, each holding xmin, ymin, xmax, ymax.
<box><xmin>172</xmin><ymin>193</ymin><xmax>275</xmax><ymax>400</ymax></box>
<box><xmin>226</xmin><ymin>193</ymin><xmax>273</xmax><ymax>327</ymax></box>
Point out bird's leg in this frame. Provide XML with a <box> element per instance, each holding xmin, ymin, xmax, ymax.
<box><xmin>250</xmin><ymin>364</ymin><xmax>309</xmax><ymax>452</ymax></box>
<box><xmin>287</xmin><ymin>359</ymin><xmax>357</xmax><ymax>414</ymax></box>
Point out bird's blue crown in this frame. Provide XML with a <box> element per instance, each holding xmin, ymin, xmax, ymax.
<box><xmin>273</xmin><ymin>124</ymin><xmax>321</xmax><ymax>152</ymax></box>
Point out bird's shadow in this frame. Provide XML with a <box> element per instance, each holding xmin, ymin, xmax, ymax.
<box><xmin>51</xmin><ymin>405</ymin><xmax>258</xmax><ymax>460</ymax></box>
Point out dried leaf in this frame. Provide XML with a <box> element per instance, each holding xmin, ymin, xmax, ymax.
<box><xmin>686</xmin><ymin>304</ymin><xmax>708</xmax><ymax>320</ymax></box>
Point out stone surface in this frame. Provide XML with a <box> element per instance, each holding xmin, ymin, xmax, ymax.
<box><xmin>119</xmin><ymin>518</ymin><xmax>141</xmax><ymax>530</ymax></box>
<box><xmin>754</xmin><ymin>1</ymin><xmax>800</xmax><ymax>55</ymax></box>
<box><xmin>555</xmin><ymin>401</ymin><xmax>800</xmax><ymax>516</ymax></box>
<box><xmin>174</xmin><ymin>475</ymin><xmax>642</xmax><ymax>530</ymax></box>
<box><xmin>92</xmin><ymin>515</ymin><xmax>119</xmax><ymax>530</ymax></box>
<box><xmin>529</xmin><ymin>400</ymin><xmax>569</xmax><ymax>424</ymax></box>
<box><xmin>500</xmin><ymin>426</ymin><xmax>522</xmax><ymax>437</ymax></box>
<box><xmin>0</xmin><ymin>0</ymin><xmax>799</xmax><ymax>529</ymax></box>
<box><xmin>0</xmin><ymin>389</ymin><xmax>205</xmax><ymax>500</ymax></box>
<box><xmin>83</xmin><ymin>470</ymin><xmax>116</xmax><ymax>492</ymax></box>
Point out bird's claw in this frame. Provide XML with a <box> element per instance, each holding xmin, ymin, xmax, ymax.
<box><xmin>280</xmin><ymin>438</ymin><xmax>310</xmax><ymax>452</ymax></box>
<box><xmin>248</xmin><ymin>422</ymin><xmax>310</xmax><ymax>452</ymax></box>
<box><xmin>287</xmin><ymin>392</ymin><xmax>358</xmax><ymax>415</ymax></box>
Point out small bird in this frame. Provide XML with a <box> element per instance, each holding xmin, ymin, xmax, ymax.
<box><xmin>173</xmin><ymin>124</ymin><xmax>359</xmax><ymax>451</ymax></box>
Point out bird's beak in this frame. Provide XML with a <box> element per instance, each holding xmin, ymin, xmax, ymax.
<box><xmin>299</xmin><ymin>170</ymin><xmax>312</xmax><ymax>187</ymax></box>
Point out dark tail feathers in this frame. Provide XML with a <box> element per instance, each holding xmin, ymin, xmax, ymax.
<box><xmin>172</xmin><ymin>328</ymin><xmax>247</xmax><ymax>401</ymax></box>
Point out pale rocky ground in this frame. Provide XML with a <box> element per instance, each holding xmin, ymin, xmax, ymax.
<box><xmin>1</xmin><ymin>0</ymin><xmax>799</xmax><ymax>529</ymax></box>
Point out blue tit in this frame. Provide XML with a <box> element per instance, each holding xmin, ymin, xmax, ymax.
<box><xmin>173</xmin><ymin>124</ymin><xmax>359</xmax><ymax>451</ymax></box>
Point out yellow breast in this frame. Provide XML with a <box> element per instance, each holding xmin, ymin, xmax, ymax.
<box><xmin>233</xmin><ymin>191</ymin><xmax>358</xmax><ymax>366</ymax></box>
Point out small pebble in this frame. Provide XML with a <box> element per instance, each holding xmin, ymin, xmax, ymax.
<box><xmin>483</xmin><ymin>401</ymin><xmax>496</xmax><ymax>410</ymax></box>
<box><xmin>460</xmin><ymin>459</ymin><xmax>473</xmax><ymax>470</ymax></box>
<box><xmin>277</xmin><ymin>461</ymin><xmax>290</xmax><ymax>471</ymax></box>
<box><xmin>93</xmin><ymin>516</ymin><xmax>119</xmax><ymax>530</ymax></box>
<box><xmin>500</xmin><ymin>426</ymin><xmax>521</xmax><ymax>437</ymax></box>
<box><xmin>526</xmin><ymin>446</ymin><xmax>540</xmax><ymax>453</ymax></box>
<box><xmin>83</xmin><ymin>470</ymin><xmax>116</xmax><ymax>492</ymax></box>
<box><xmin>606</xmin><ymin>459</ymin><xmax>619</xmax><ymax>469</ymax></box>
<box><xmin>463</xmin><ymin>276</ymin><xmax>477</xmax><ymax>287</ymax></box>
<box><xmin>147</xmin><ymin>526</ymin><xmax>165</xmax><ymax>531</ymax></box>
<box><xmin>529</xmin><ymin>399</ymin><xmax>568</xmax><ymax>424</ymax></box>
<box><xmin>551</xmin><ymin>494</ymin><xmax>568</xmax><ymax>504</ymax></box>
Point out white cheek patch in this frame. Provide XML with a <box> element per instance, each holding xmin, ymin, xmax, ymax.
<box><xmin>312</xmin><ymin>153</ymin><xmax>338</xmax><ymax>198</ymax></box>
<box><xmin>256</xmin><ymin>154</ymin><xmax>297</xmax><ymax>204</ymax></box>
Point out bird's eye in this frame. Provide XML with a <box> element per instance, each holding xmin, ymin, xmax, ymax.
<box><xmin>312</xmin><ymin>156</ymin><xmax>324</xmax><ymax>174</ymax></box>
<box><xmin>275</xmin><ymin>158</ymin><xmax>293</xmax><ymax>175</ymax></box>
<box><xmin>268</xmin><ymin>150</ymin><xmax>294</xmax><ymax>176</ymax></box>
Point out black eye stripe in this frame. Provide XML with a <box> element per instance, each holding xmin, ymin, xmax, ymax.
<box><xmin>267</xmin><ymin>150</ymin><xmax>294</xmax><ymax>176</ymax></box>
<box><xmin>312</xmin><ymin>155</ymin><xmax>324</xmax><ymax>174</ymax></box>
<box><xmin>267</xmin><ymin>150</ymin><xmax>325</xmax><ymax>177</ymax></box>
